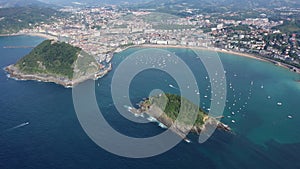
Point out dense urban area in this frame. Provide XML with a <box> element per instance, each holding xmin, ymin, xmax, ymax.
<box><xmin>3</xmin><ymin>5</ymin><xmax>300</xmax><ymax>71</ymax></box>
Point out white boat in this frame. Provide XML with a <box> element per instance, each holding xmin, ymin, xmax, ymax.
<box><xmin>158</xmin><ymin>123</ymin><xmax>167</xmax><ymax>129</ymax></box>
<box><xmin>277</xmin><ymin>102</ymin><xmax>283</xmax><ymax>106</ymax></box>
<box><xmin>184</xmin><ymin>138</ymin><xmax>191</xmax><ymax>143</ymax></box>
<box><xmin>288</xmin><ymin>115</ymin><xmax>293</xmax><ymax>119</ymax></box>
<box><xmin>231</xmin><ymin>120</ymin><xmax>236</xmax><ymax>123</ymax></box>
<box><xmin>147</xmin><ymin>116</ymin><xmax>158</xmax><ymax>122</ymax></box>
<box><xmin>169</xmin><ymin>84</ymin><xmax>176</xmax><ymax>89</ymax></box>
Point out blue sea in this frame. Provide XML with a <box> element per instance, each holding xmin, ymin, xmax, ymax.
<box><xmin>0</xmin><ymin>35</ymin><xmax>300</xmax><ymax>169</ymax></box>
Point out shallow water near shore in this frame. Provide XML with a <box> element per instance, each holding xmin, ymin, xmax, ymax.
<box><xmin>0</xmin><ymin>36</ymin><xmax>300</xmax><ymax>169</ymax></box>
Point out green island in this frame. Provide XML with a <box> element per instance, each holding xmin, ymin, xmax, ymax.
<box><xmin>143</xmin><ymin>94</ymin><xmax>207</xmax><ymax>127</ymax></box>
<box><xmin>132</xmin><ymin>93</ymin><xmax>231</xmax><ymax>139</ymax></box>
<box><xmin>5</xmin><ymin>40</ymin><xmax>110</xmax><ymax>87</ymax></box>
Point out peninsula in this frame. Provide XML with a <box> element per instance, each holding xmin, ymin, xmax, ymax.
<box><xmin>5</xmin><ymin>39</ymin><xmax>112</xmax><ymax>87</ymax></box>
<box><xmin>130</xmin><ymin>93</ymin><xmax>231</xmax><ymax>140</ymax></box>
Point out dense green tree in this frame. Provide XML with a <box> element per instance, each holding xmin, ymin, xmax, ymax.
<box><xmin>149</xmin><ymin>94</ymin><xmax>207</xmax><ymax>127</ymax></box>
<box><xmin>16</xmin><ymin>40</ymin><xmax>81</xmax><ymax>79</ymax></box>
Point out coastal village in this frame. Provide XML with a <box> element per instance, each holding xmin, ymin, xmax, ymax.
<box><xmin>17</xmin><ymin>5</ymin><xmax>300</xmax><ymax>73</ymax></box>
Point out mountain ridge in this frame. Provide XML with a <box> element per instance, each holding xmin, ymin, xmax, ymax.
<box><xmin>0</xmin><ymin>0</ymin><xmax>54</xmax><ymax>8</ymax></box>
<box><xmin>132</xmin><ymin>0</ymin><xmax>300</xmax><ymax>14</ymax></box>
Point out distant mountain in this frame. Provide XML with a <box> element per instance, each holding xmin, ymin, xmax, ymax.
<box><xmin>133</xmin><ymin>0</ymin><xmax>300</xmax><ymax>14</ymax></box>
<box><xmin>2</xmin><ymin>0</ymin><xmax>298</xmax><ymax>9</ymax></box>
<box><xmin>146</xmin><ymin>0</ymin><xmax>300</xmax><ymax>9</ymax></box>
<box><xmin>0</xmin><ymin>0</ymin><xmax>52</xmax><ymax>8</ymax></box>
<box><xmin>38</xmin><ymin>0</ymin><xmax>152</xmax><ymax>7</ymax></box>
<box><xmin>0</xmin><ymin>6</ymin><xmax>66</xmax><ymax>34</ymax></box>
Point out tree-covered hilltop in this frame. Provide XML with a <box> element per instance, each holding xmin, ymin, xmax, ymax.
<box><xmin>143</xmin><ymin>93</ymin><xmax>208</xmax><ymax>127</ymax></box>
<box><xmin>273</xmin><ymin>19</ymin><xmax>300</xmax><ymax>34</ymax></box>
<box><xmin>130</xmin><ymin>0</ymin><xmax>300</xmax><ymax>16</ymax></box>
<box><xmin>7</xmin><ymin>40</ymin><xmax>104</xmax><ymax>87</ymax></box>
<box><xmin>16</xmin><ymin>40</ymin><xmax>81</xmax><ymax>79</ymax></box>
<box><xmin>0</xmin><ymin>0</ymin><xmax>53</xmax><ymax>8</ymax></box>
<box><xmin>0</xmin><ymin>7</ymin><xmax>66</xmax><ymax>34</ymax></box>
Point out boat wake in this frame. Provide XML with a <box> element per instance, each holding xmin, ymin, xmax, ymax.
<box><xmin>4</xmin><ymin>122</ymin><xmax>30</xmax><ymax>132</ymax></box>
<box><xmin>169</xmin><ymin>84</ymin><xmax>178</xmax><ymax>90</ymax></box>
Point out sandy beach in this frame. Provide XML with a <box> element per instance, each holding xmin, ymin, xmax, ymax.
<box><xmin>122</xmin><ymin>44</ymin><xmax>300</xmax><ymax>74</ymax></box>
<box><xmin>137</xmin><ymin>44</ymin><xmax>266</xmax><ymax>61</ymax></box>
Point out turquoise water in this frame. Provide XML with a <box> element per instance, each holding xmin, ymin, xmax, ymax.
<box><xmin>0</xmin><ymin>36</ymin><xmax>300</xmax><ymax>169</ymax></box>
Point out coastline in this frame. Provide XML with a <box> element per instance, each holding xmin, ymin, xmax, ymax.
<box><xmin>138</xmin><ymin>44</ymin><xmax>266</xmax><ymax>61</ymax></box>
<box><xmin>118</xmin><ymin>44</ymin><xmax>300</xmax><ymax>74</ymax></box>
<box><xmin>0</xmin><ymin>32</ymin><xmax>58</xmax><ymax>40</ymax></box>
<box><xmin>3</xmin><ymin>33</ymin><xmax>299</xmax><ymax>87</ymax></box>
<box><xmin>5</xmin><ymin>64</ymin><xmax>112</xmax><ymax>88</ymax></box>
<box><xmin>2</xmin><ymin>33</ymin><xmax>111</xmax><ymax>88</ymax></box>
<box><xmin>128</xmin><ymin>99</ymin><xmax>232</xmax><ymax>140</ymax></box>
<box><xmin>3</xmin><ymin>32</ymin><xmax>299</xmax><ymax>74</ymax></box>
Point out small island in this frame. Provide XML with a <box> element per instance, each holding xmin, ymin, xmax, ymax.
<box><xmin>5</xmin><ymin>40</ymin><xmax>112</xmax><ymax>87</ymax></box>
<box><xmin>131</xmin><ymin>93</ymin><xmax>231</xmax><ymax>140</ymax></box>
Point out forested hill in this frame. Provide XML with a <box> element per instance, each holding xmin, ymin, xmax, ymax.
<box><xmin>144</xmin><ymin>93</ymin><xmax>208</xmax><ymax>127</ymax></box>
<box><xmin>15</xmin><ymin>40</ymin><xmax>81</xmax><ymax>79</ymax></box>
<box><xmin>0</xmin><ymin>7</ymin><xmax>66</xmax><ymax>34</ymax></box>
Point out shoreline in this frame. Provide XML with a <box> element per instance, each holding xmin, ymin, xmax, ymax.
<box><xmin>3</xmin><ymin>32</ymin><xmax>299</xmax><ymax>74</ymax></box>
<box><xmin>2</xmin><ymin>33</ymin><xmax>299</xmax><ymax>87</ymax></box>
<box><xmin>5</xmin><ymin>64</ymin><xmax>112</xmax><ymax>88</ymax></box>
<box><xmin>118</xmin><ymin>44</ymin><xmax>300</xmax><ymax>74</ymax></box>
<box><xmin>0</xmin><ymin>32</ymin><xmax>58</xmax><ymax>40</ymax></box>
<box><xmin>128</xmin><ymin>99</ymin><xmax>232</xmax><ymax>140</ymax></box>
<box><xmin>2</xmin><ymin>33</ymin><xmax>111</xmax><ymax>87</ymax></box>
<box><xmin>2</xmin><ymin>32</ymin><xmax>300</xmax><ymax>74</ymax></box>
